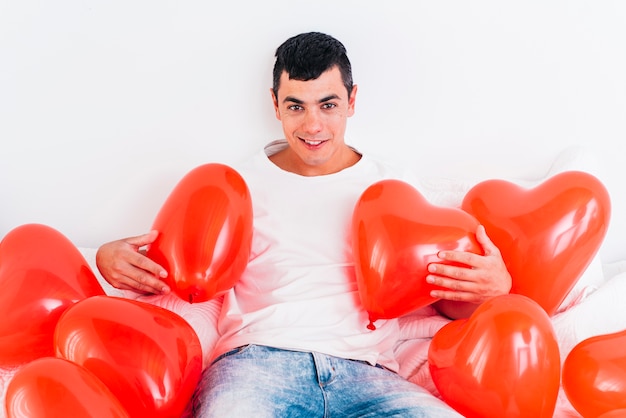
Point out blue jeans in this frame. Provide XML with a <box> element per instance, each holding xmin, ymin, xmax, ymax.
<box><xmin>190</xmin><ymin>344</ymin><xmax>462</xmax><ymax>417</ymax></box>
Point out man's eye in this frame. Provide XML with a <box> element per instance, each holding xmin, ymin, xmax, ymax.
<box><xmin>322</xmin><ymin>103</ymin><xmax>336</xmax><ymax>109</ymax></box>
<box><xmin>288</xmin><ymin>105</ymin><xmax>303</xmax><ymax>111</ymax></box>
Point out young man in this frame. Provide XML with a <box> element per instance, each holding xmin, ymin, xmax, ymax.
<box><xmin>96</xmin><ymin>32</ymin><xmax>511</xmax><ymax>417</ymax></box>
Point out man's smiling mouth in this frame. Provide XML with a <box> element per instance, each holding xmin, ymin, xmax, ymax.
<box><xmin>302</xmin><ymin>139</ymin><xmax>325</xmax><ymax>146</ymax></box>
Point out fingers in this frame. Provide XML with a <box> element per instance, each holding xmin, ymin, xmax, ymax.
<box><xmin>475</xmin><ymin>224</ymin><xmax>502</xmax><ymax>257</ymax></box>
<box><xmin>427</xmin><ymin>263</ymin><xmax>487</xmax><ymax>303</ymax></box>
<box><xmin>125</xmin><ymin>230</ymin><xmax>160</xmax><ymax>251</ymax></box>
<box><xmin>129</xmin><ymin>248</ymin><xmax>168</xmax><ymax>280</ymax></box>
<box><xmin>109</xmin><ymin>264</ymin><xmax>170</xmax><ymax>295</ymax></box>
<box><xmin>431</xmin><ymin>289</ymin><xmax>482</xmax><ymax>303</ymax></box>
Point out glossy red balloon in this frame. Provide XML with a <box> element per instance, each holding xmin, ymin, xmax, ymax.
<box><xmin>0</xmin><ymin>223</ymin><xmax>105</xmax><ymax>366</ymax></box>
<box><xmin>146</xmin><ymin>163</ymin><xmax>253</xmax><ymax>303</ymax></box>
<box><xmin>352</xmin><ymin>179</ymin><xmax>481</xmax><ymax>329</ymax></box>
<box><xmin>428</xmin><ymin>294</ymin><xmax>561</xmax><ymax>418</ymax></box>
<box><xmin>54</xmin><ymin>295</ymin><xmax>202</xmax><ymax>418</ymax></box>
<box><xmin>598</xmin><ymin>410</ymin><xmax>626</xmax><ymax>418</ymax></box>
<box><xmin>5</xmin><ymin>357</ymin><xmax>129</xmax><ymax>418</ymax></box>
<box><xmin>461</xmin><ymin>171</ymin><xmax>611</xmax><ymax>316</ymax></box>
<box><xmin>562</xmin><ymin>329</ymin><xmax>626</xmax><ymax>417</ymax></box>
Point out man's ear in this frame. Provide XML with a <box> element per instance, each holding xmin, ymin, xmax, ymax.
<box><xmin>270</xmin><ymin>88</ymin><xmax>281</xmax><ymax>120</ymax></box>
<box><xmin>348</xmin><ymin>84</ymin><xmax>358</xmax><ymax>117</ymax></box>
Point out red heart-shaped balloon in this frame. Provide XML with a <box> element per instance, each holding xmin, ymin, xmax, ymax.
<box><xmin>352</xmin><ymin>179</ymin><xmax>481</xmax><ymax>329</ymax></box>
<box><xmin>428</xmin><ymin>294</ymin><xmax>561</xmax><ymax>418</ymax></box>
<box><xmin>5</xmin><ymin>357</ymin><xmax>130</xmax><ymax>418</ymax></box>
<box><xmin>562</xmin><ymin>329</ymin><xmax>626</xmax><ymax>417</ymax></box>
<box><xmin>0</xmin><ymin>223</ymin><xmax>105</xmax><ymax>366</ymax></box>
<box><xmin>54</xmin><ymin>295</ymin><xmax>202</xmax><ymax>418</ymax></box>
<box><xmin>598</xmin><ymin>410</ymin><xmax>626</xmax><ymax>418</ymax></box>
<box><xmin>461</xmin><ymin>171</ymin><xmax>611</xmax><ymax>316</ymax></box>
<box><xmin>146</xmin><ymin>163</ymin><xmax>253</xmax><ymax>303</ymax></box>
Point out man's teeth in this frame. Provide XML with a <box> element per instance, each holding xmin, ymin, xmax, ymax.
<box><xmin>304</xmin><ymin>139</ymin><xmax>322</xmax><ymax>145</ymax></box>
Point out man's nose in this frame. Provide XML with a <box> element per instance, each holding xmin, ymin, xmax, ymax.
<box><xmin>302</xmin><ymin>109</ymin><xmax>323</xmax><ymax>133</ymax></box>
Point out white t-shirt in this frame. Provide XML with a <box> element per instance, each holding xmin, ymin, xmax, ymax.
<box><xmin>213</xmin><ymin>140</ymin><xmax>421</xmax><ymax>371</ymax></box>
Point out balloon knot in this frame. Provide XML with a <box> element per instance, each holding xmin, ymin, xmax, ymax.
<box><xmin>367</xmin><ymin>321</ymin><xmax>377</xmax><ymax>331</ymax></box>
<box><xmin>188</xmin><ymin>294</ymin><xmax>194</xmax><ymax>304</ymax></box>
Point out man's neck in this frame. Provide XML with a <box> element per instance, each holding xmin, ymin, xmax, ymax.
<box><xmin>269</xmin><ymin>145</ymin><xmax>362</xmax><ymax>176</ymax></box>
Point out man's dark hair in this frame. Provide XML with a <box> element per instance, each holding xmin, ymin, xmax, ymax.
<box><xmin>272</xmin><ymin>32</ymin><xmax>354</xmax><ymax>98</ymax></box>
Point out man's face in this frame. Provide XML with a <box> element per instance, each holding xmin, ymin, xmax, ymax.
<box><xmin>271</xmin><ymin>66</ymin><xmax>357</xmax><ymax>175</ymax></box>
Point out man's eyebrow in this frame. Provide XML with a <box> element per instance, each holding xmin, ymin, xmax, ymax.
<box><xmin>283</xmin><ymin>96</ymin><xmax>304</xmax><ymax>104</ymax></box>
<box><xmin>318</xmin><ymin>94</ymin><xmax>340</xmax><ymax>103</ymax></box>
<box><xmin>282</xmin><ymin>94</ymin><xmax>341</xmax><ymax>104</ymax></box>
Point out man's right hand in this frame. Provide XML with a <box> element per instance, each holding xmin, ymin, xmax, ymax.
<box><xmin>95</xmin><ymin>230</ymin><xmax>170</xmax><ymax>295</ymax></box>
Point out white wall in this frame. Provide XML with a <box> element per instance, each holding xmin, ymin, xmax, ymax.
<box><xmin>1</xmin><ymin>1</ymin><xmax>625</xmax><ymax>262</ymax></box>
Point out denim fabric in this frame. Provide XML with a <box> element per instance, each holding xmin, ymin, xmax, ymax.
<box><xmin>190</xmin><ymin>345</ymin><xmax>462</xmax><ymax>417</ymax></box>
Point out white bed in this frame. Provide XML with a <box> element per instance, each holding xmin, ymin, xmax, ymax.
<box><xmin>2</xmin><ymin>146</ymin><xmax>625</xmax><ymax>417</ymax></box>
